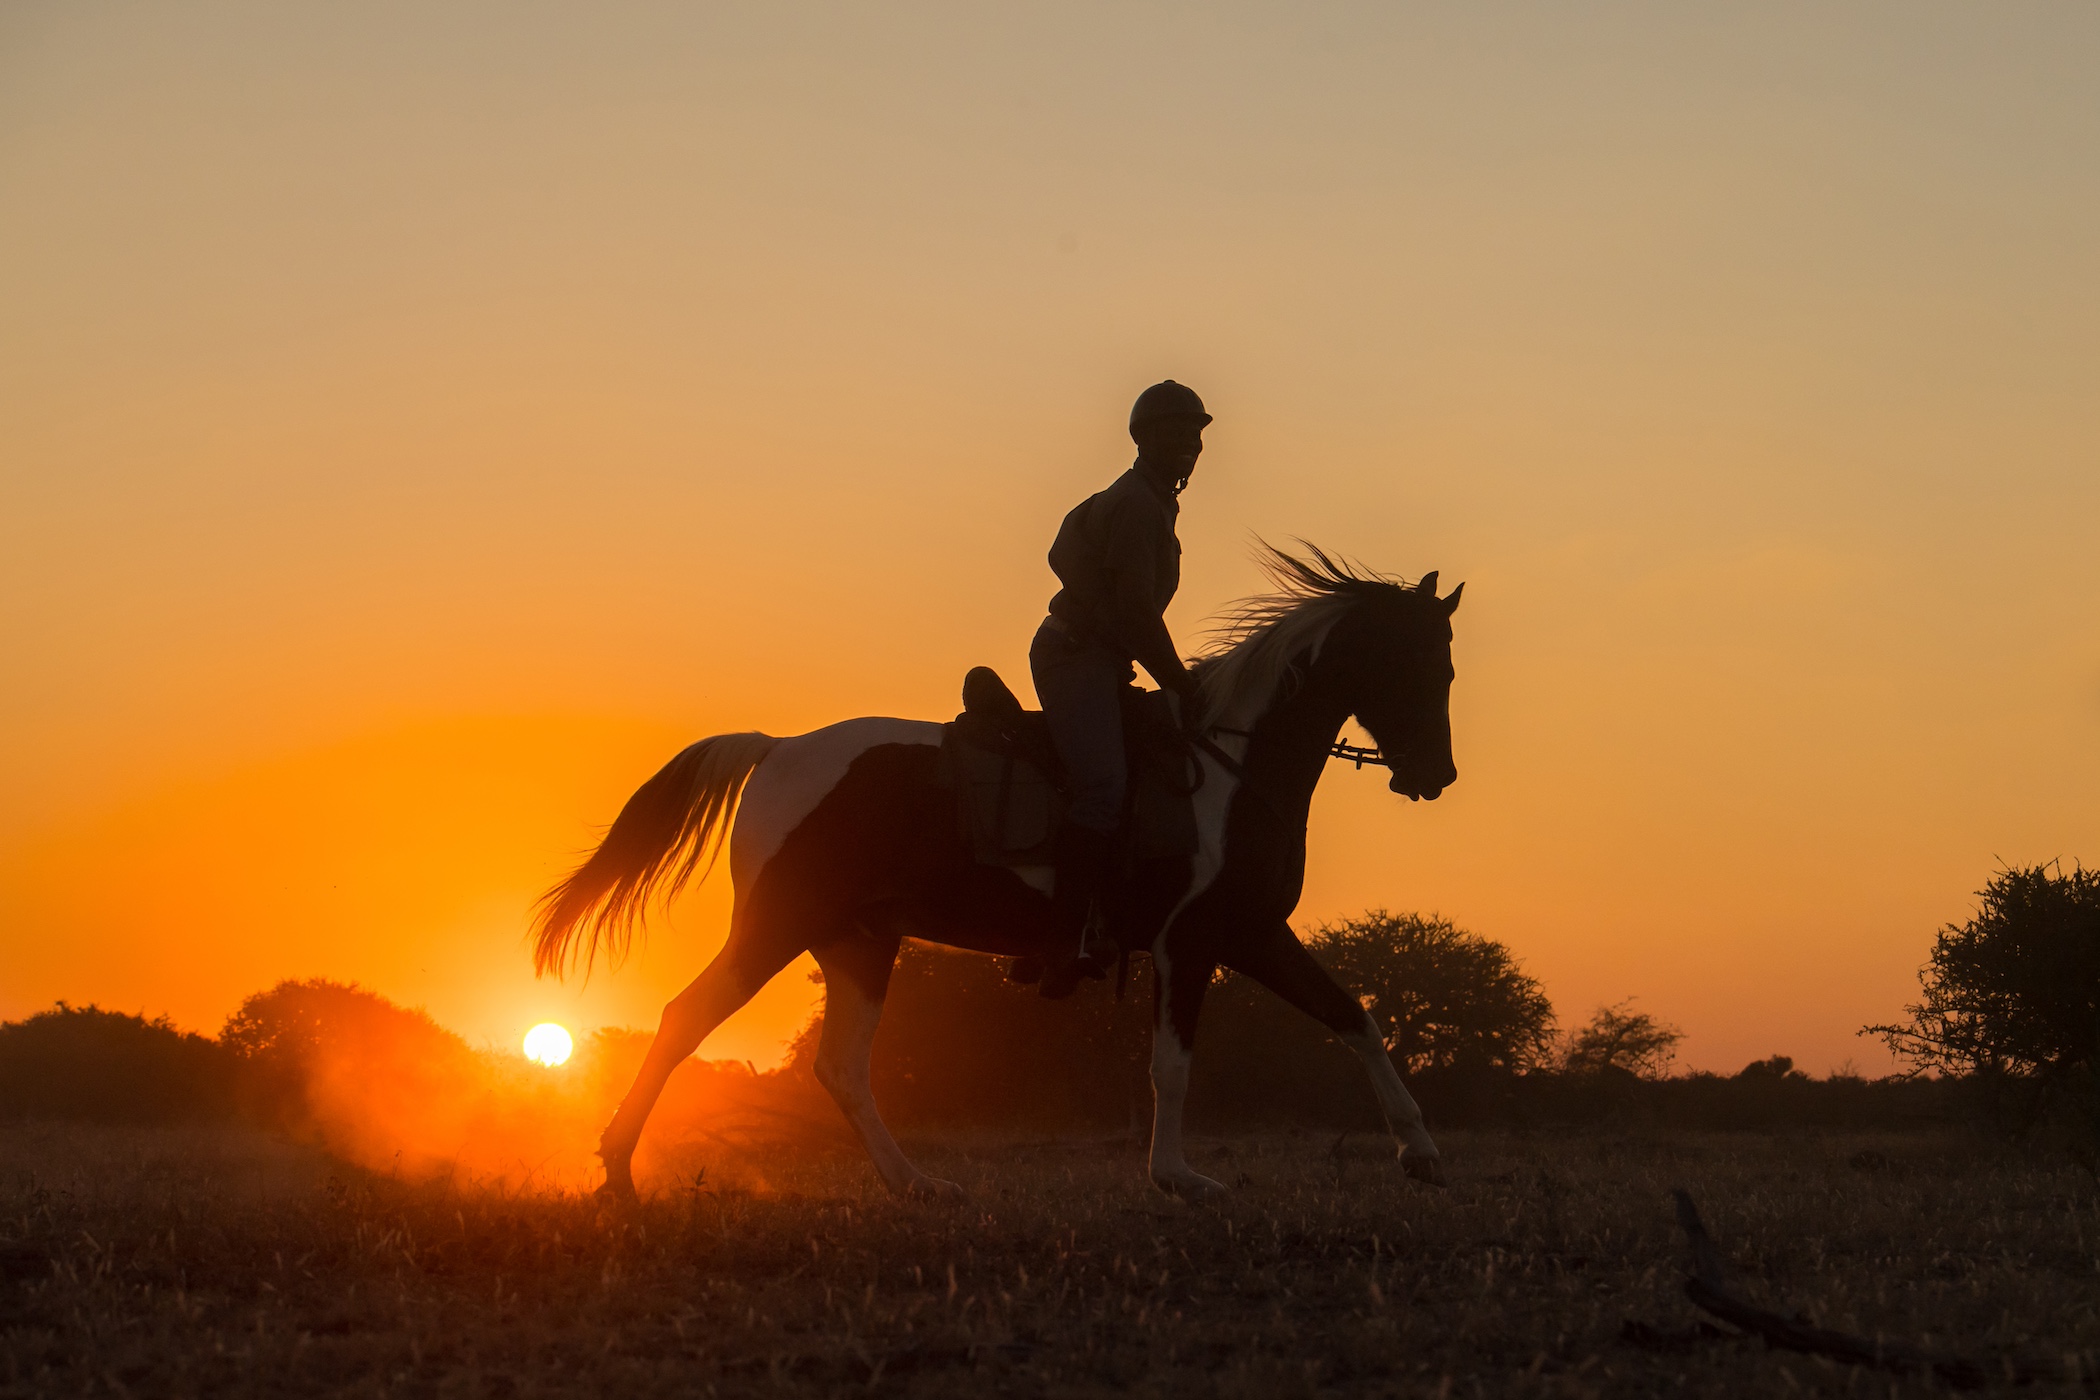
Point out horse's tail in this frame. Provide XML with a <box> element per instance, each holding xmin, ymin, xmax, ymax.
<box><xmin>531</xmin><ymin>731</ymin><xmax>778</xmax><ymax>981</ymax></box>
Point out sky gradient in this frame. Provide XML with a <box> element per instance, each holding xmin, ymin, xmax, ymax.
<box><xmin>4</xmin><ymin>1</ymin><xmax>2096</xmax><ymax>1074</ymax></box>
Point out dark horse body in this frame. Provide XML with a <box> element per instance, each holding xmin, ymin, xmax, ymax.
<box><xmin>534</xmin><ymin>547</ymin><xmax>1462</xmax><ymax>1198</ymax></box>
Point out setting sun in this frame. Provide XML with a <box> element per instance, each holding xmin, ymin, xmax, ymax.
<box><xmin>522</xmin><ymin>1023</ymin><xmax>573</xmax><ymax>1068</ymax></box>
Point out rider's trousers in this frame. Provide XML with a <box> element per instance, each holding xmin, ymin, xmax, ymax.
<box><xmin>1029</xmin><ymin>618</ymin><xmax>1129</xmax><ymax>834</ymax></box>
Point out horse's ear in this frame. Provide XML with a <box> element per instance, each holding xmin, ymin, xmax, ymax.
<box><xmin>1442</xmin><ymin>581</ymin><xmax>1464</xmax><ymax>615</ymax></box>
<box><xmin>1415</xmin><ymin>570</ymin><xmax>1439</xmax><ymax>596</ymax></box>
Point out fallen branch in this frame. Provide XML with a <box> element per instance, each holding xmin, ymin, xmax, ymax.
<box><xmin>1668</xmin><ymin>1188</ymin><xmax>2066</xmax><ymax>1390</ymax></box>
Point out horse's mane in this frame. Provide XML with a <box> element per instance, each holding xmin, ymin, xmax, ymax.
<box><xmin>1192</xmin><ymin>541</ymin><xmax>1413</xmax><ymax>728</ymax></box>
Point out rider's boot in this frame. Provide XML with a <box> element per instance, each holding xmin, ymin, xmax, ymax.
<box><xmin>1037</xmin><ymin>822</ymin><xmax>1117</xmax><ymax>1000</ymax></box>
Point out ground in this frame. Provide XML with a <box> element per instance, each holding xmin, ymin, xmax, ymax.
<box><xmin>2</xmin><ymin>1123</ymin><xmax>2095</xmax><ymax>1397</ymax></box>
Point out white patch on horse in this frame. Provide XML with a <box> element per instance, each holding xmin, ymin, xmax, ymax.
<box><xmin>1146</xmin><ymin>940</ymin><xmax>1225</xmax><ymax>1197</ymax></box>
<box><xmin>811</xmin><ymin>943</ymin><xmax>964</xmax><ymax>1199</ymax></box>
<box><xmin>1012</xmin><ymin>865</ymin><xmax>1054</xmax><ymax>895</ymax></box>
<box><xmin>730</xmin><ymin>717</ymin><xmax>942</xmax><ymax>886</ymax></box>
<box><xmin>1155</xmin><ymin>725</ymin><xmax>1248</xmax><ymax>938</ymax></box>
<box><xmin>1339</xmin><ymin>1019</ymin><xmax>1439</xmax><ymax>1158</ymax></box>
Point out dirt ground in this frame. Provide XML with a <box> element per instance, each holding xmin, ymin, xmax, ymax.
<box><xmin>2</xmin><ymin>1122</ymin><xmax>2095</xmax><ymax>1397</ymax></box>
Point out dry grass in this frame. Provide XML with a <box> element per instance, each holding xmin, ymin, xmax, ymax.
<box><xmin>2</xmin><ymin>1123</ymin><xmax>2096</xmax><ymax>1397</ymax></box>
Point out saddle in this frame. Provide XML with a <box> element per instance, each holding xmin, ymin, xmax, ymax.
<box><xmin>936</xmin><ymin>666</ymin><xmax>1200</xmax><ymax>868</ymax></box>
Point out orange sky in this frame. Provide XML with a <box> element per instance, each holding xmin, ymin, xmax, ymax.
<box><xmin>4</xmin><ymin>2</ymin><xmax>2096</xmax><ymax>1076</ymax></box>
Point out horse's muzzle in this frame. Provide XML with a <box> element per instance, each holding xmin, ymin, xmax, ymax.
<box><xmin>1390</xmin><ymin>774</ymin><xmax>1450</xmax><ymax>802</ymax></box>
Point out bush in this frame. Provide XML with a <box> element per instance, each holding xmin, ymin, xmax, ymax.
<box><xmin>1306</xmin><ymin>912</ymin><xmax>1558</xmax><ymax>1073</ymax></box>
<box><xmin>1867</xmin><ymin>862</ymin><xmax>2100</xmax><ymax>1141</ymax></box>
<box><xmin>1867</xmin><ymin>862</ymin><xmax>2100</xmax><ymax>1081</ymax></box>
<box><xmin>221</xmin><ymin>978</ymin><xmax>479</xmax><ymax>1138</ymax></box>
<box><xmin>0</xmin><ymin>1004</ymin><xmax>237</xmax><ymax>1124</ymax></box>
<box><xmin>1561</xmin><ymin>1001</ymin><xmax>1685</xmax><ymax>1078</ymax></box>
<box><xmin>1188</xmin><ymin>913</ymin><xmax>1556</xmax><ymax>1129</ymax></box>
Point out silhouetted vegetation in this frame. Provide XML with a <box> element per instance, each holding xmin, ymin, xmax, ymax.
<box><xmin>0</xmin><ymin>1004</ymin><xmax>237</xmax><ymax>1124</ymax></box>
<box><xmin>220</xmin><ymin>977</ymin><xmax>479</xmax><ymax>1132</ymax></box>
<box><xmin>1560</xmin><ymin>1001</ymin><xmax>1684</xmax><ymax>1077</ymax></box>
<box><xmin>1186</xmin><ymin>913</ymin><xmax>1551</xmax><ymax>1131</ymax></box>
<box><xmin>1868</xmin><ymin>861</ymin><xmax>2099</xmax><ymax>1079</ymax></box>
<box><xmin>1867</xmin><ymin>861</ymin><xmax>2100</xmax><ymax>1145</ymax></box>
<box><xmin>780</xmin><ymin>913</ymin><xmax>1950</xmax><ymax>1135</ymax></box>
<box><xmin>1313</xmin><ymin>911</ymin><xmax>1560</xmax><ymax>1072</ymax></box>
<box><xmin>0</xmin><ymin>910</ymin><xmax>1973</xmax><ymax>1156</ymax></box>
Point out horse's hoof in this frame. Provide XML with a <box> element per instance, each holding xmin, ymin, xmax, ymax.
<box><xmin>904</xmin><ymin>1175</ymin><xmax>969</xmax><ymax>1203</ymax></box>
<box><xmin>1152</xmin><ymin>1170</ymin><xmax>1228</xmax><ymax>1201</ymax></box>
<box><xmin>1401</xmin><ymin>1152</ymin><xmax>1447</xmax><ymax>1188</ymax></box>
<box><xmin>594</xmin><ymin>1183</ymin><xmax>640</xmax><ymax>1217</ymax></box>
<box><xmin>598</xmin><ymin>1155</ymin><xmax>640</xmax><ymax>1205</ymax></box>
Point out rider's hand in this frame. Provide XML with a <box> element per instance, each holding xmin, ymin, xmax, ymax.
<box><xmin>1169</xmin><ymin>670</ymin><xmax>1204</xmax><ymax>731</ymax></box>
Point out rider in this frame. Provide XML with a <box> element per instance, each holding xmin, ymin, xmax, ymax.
<box><xmin>1029</xmin><ymin>379</ymin><xmax>1210</xmax><ymax>998</ymax></box>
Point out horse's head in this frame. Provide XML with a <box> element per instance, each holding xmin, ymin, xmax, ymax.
<box><xmin>1327</xmin><ymin>571</ymin><xmax>1463</xmax><ymax>801</ymax></box>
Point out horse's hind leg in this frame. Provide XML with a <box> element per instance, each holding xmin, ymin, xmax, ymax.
<box><xmin>1223</xmin><ymin>925</ymin><xmax>1445</xmax><ymax>1185</ymax></box>
<box><xmin>810</xmin><ymin>923</ymin><xmax>966</xmax><ymax>1201</ymax></box>
<box><xmin>599</xmin><ymin>934</ymin><xmax>800</xmax><ymax>1200</ymax></box>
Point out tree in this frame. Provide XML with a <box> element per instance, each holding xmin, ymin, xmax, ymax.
<box><xmin>1867</xmin><ymin>862</ymin><xmax>2100</xmax><ymax>1082</ymax></box>
<box><xmin>1737</xmin><ymin>1055</ymin><xmax>1805</xmax><ymax>1081</ymax></box>
<box><xmin>1561</xmin><ymin>1001</ymin><xmax>1684</xmax><ymax>1078</ymax></box>
<box><xmin>221</xmin><ymin>978</ymin><xmax>476</xmax><ymax>1130</ymax></box>
<box><xmin>0</xmin><ymin>1003</ymin><xmax>236</xmax><ymax>1124</ymax></box>
<box><xmin>1305</xmin><ymin>911</ymin><xmax>1559</xmax><ymax>1073</ymax></box>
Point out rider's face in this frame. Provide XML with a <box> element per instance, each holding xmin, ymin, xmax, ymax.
<box><xmin>1135</xmin><ymin>418</ymin><xmax>1206</xmax><ymax>484</ymax></box>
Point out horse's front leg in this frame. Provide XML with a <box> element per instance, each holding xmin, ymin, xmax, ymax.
<box><xmin>1147</xmin><ymin>935</ymin><xmax>1225</xmax><ymax>1198</ymax></box>
<box><xmin>1223</xmin><ymin>924</ymin><xmax>1446</xmax><ymax>1185</ymax></box>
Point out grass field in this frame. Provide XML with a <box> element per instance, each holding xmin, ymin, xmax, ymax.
<box><xmin>2</xmin><ymin>1123</ymin><xmax>2095</xmax><ymax>1397</ymax></box>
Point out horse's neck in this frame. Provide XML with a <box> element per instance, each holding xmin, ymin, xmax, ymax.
<box><xmin>1240</xmin><ymin>666</ymin><xmax>1351</xmax><ymax>816</ymax></box>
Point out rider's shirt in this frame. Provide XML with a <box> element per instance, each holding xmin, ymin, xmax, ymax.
<box><xmin>1045</xmin><ymin>465</ymin><xmax>1183</xmax><ymax>688</ymax></box>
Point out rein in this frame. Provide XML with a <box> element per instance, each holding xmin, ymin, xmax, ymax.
<box><xmin>1207</xmin><ymin>726</ymin><xmax>1391</xmax><ymax>771</ymax></box>
<box><xmin>1184</xmin><ymin>724</ymin><xmax>1390</xmax><ymax>831</ymax></box>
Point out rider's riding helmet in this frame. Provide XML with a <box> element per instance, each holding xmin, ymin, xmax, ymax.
<box><xmin>1128</xmin><ymin>380</ymin><xmax>1213</xmax><ymax>437</ymax></box>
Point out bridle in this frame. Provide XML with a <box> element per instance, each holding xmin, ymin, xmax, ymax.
<box><xmin>1207</xmin><ymin>725</ymin><xmax>1392</xmax><ymax>772</ymax></box>
<box><xmin>1177</xmin><ymin>722</ymin><xmax>1400</xmax><ymax>839</ymax></box>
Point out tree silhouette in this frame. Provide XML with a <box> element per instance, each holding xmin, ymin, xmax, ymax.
<box><xmin>221</xmin><ymin>978</ymin><xmax>476</xmax><ymax>1129</ymax></box>
<box><xmin>1868</xmin><ymin>862</ymin><xmax>2100</xmax><ymax>1082</ymax></box>
<box><xmin>1561</xmin><ymin>1001</ymin><xmax>1684</xmax><ymax>1079</ymax></box>
<box><xmin>1303</xmin><ymin>911</ymin><xmax>1558</xmax><ymax>1073</ymax></box>
<box><xmin>0</xmin><ymin>1004</ymin><xmax>236</xmax><ymax>1123</ymax></box>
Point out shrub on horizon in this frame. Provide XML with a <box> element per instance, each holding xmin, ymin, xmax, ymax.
<box><xmin>0</xmin><ymin>1003</ymin><xmax>237</xmax><ymax>1124</ymax></box>
<box><xmin>221</xmin><ymin>977</ymin><xmax>477</xmax><ymax>1133</ymax></box>
<box><xmin>1559</xmin><ymin>1000</ymin><xmax>1684</xmax><ymax>1079</ymax></box>
<box><xmin>1867</xmin><ymin>862</ymin><xmax>2100</xmax><ymax>1082</ymax></box>
<box><xmin>1303</xmin><ymin>910</ymin><xmax>1559</xmax><ymax>1074</ymax></box>
<box><xmin>1867</xmin><ymin>862</ymin><xmax>2100</xmax><ymax>1141</ymax></box>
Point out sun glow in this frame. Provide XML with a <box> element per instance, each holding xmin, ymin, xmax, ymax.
<box><xmin>522</xmin><ymin>1022</ymin><xmax>573</xmax><ymax>1067</ymax></box>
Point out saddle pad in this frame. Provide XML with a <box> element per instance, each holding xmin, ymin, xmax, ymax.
<box><xmin>936</xmin><ymin>718</ymin><xmax>1199</xmax><ymax>869</ymax></box>
<box><xmin>1121</xmin><ymin>688</ymin><xmax>1200</xmax><ymax>862</ymax></box>
<box><xmin>938</xmin><ymin>728</ymin><xmax>1060</xmax><ymax>865</ymax></box>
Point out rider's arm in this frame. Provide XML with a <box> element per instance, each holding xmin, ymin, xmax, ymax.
<box><xmin>1102</xmin><ymin>502</ymin><xmax>1194</xmax><ymax>697</ymax></box>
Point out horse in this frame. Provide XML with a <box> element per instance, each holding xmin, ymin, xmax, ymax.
<box><xmin>532</xmin><ymin>544</ymin><xmax>1463</xmax><ymax>1200</ymax></box>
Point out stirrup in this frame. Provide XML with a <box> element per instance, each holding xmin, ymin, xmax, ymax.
<box><xmin>1039</xmin><ymin>912</ymin><xmax>1115</xmax><ymax>1000</ymax></box>
<box><xmin>1036</xmin><ymin>949</ymin><xmax>1109</xmax><ymax>1000</ymax></box>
